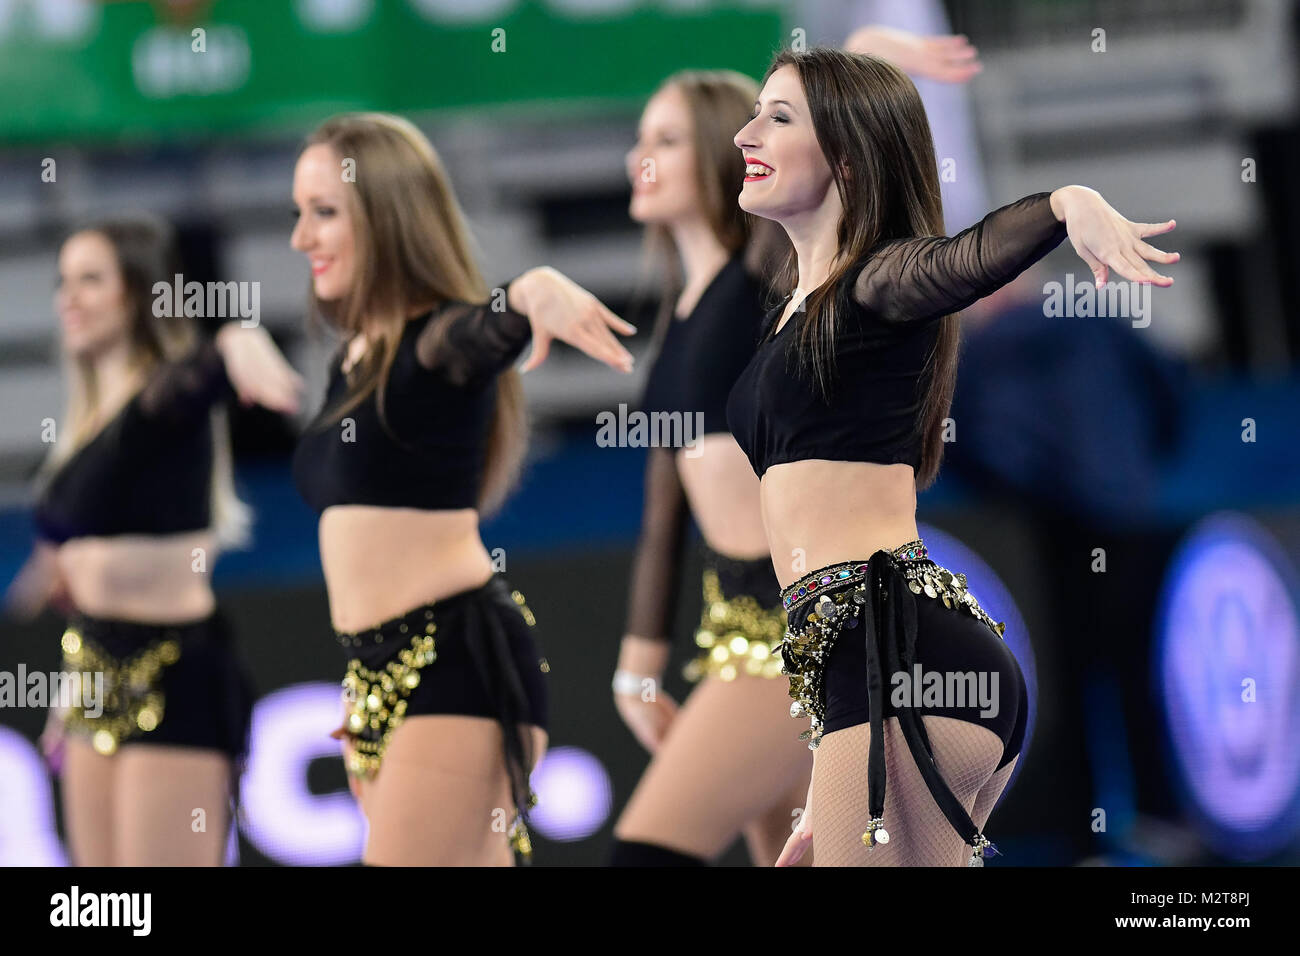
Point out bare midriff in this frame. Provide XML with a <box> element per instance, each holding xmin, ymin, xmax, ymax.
<box><xmin>56</xmin><ymin>531</ymin><xmax>218</xmax><ymax>623</ymax></box>
<box><xmin>758</xmin><ymin>459</ymin><xmax>920</xmax><ymax>589</ymax></box>
<box><xmin>675</xmin><ymin>433</ymin><xmax>770</xmax><ymax>561</ymax></box>
<box><xmin>317</xmin><ymin>505</ymin><xmax>495</xmax><ymax>633</ymax></box>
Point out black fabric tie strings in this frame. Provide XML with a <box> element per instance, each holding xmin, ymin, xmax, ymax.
<box><xmin>859</xmin><ymin>550</ymin><xmax>997</xmax><ymax>863</ymax></box>
<box><xmin>460</xmin><ymin>580</ymin><xmax>537</xmax><ymax>862</ymax></box>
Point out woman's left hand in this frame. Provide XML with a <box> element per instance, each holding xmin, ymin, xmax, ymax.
<box><xmin>508</xmin><ymin>267</ymin><xmax>636</xmax><ymax>374</ymax></box>
<box><xmin>1051</xmin><ymin>185</ymin><xmax>1180</xmax><ymax>288</ymax></box>
<box><xmin>845</xmin><ymin>25</ymin><xmax>982</xmax><ymax>84</ymax></box>
<box><xmin>215</xmin><ymin>323</ymin><xmax>306</xmax><ymax>414</ymax></box>
<box><xmin>39</xmin><ymin>707</ymin><xmax>68</xmax><ymax>776</ymax></box>
<box><xmin>775</xmin><ymin>774</ymin><xmax>814</xmax><ymax>866</ymax></box>
<box><xmin>330</xmin><ymin>703</ymin><xmax>362</xmax><ymax>800</ymax></box>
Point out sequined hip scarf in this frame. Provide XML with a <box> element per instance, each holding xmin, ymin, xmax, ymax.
<box><xmin>685</xmin><ymin>546</ymin><xmax>786</xmax><ymax>683</ymax></box>
<box><xmin>336</xmin><ymin>610</ymin><xmax>439</xmax><ymax>779</ymax></box>
<box><xmin>780</xmin><ymin>539</ymin><xmax>1007</xmax><ymax>866</ymax></box>
<box><xmin>334</xmin><ymin>574</ymin><xmax>543</xmax><ymax>861</ymax></box>
<box><xmin>59</xmin><ymin>616</ymin><xmax>190</xmax><ymax>756</ymax></box>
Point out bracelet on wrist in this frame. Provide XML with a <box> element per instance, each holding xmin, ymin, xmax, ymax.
<box><xmin>612</xmin><ymin>669</ymin><xmax>657</xmax><ymax>696</ymax></box>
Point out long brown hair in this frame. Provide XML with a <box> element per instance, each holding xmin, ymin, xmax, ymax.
<box><xmin>301</xmin><ymin>112</ymin><xmax>526</xmax><ymax>515</ymax></box>
<box><xmin>640</xmin><ymin>70</ymin><xmax>787</xmax><ymax>339</ymax></box>
<box><xmin>764</xmin><ymin>48</ymin><xmax>958</xmax><ymax>490</ymax></box>
<box><xmin>40</xmin><ymin>215</ymin><xmax>249</xmax><ymax>546</ymax></box>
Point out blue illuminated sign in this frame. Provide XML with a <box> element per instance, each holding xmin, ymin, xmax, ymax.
<box><xmin>1154</xmin><ymin>512</ymin><xmax>1300</xmax><ymax>860</ymax></box>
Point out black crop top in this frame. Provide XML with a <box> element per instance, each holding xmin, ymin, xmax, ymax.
<box><xmin>291</xmin><ymin>299</ymin><xmax>532</xmax><ymax>513</ymax></box>
<box><xmin>622</xmin><ymin>256</ymin><xmax>771</xmax><ymax>643</ymax></box>
<box><xmin>639</xmin><ymin>254</ymin><xmax>770</xmax><ymax>436</ymax></box>
<box><xmin>726</xmin><ymin>192</ymin><xmax>1069</xmax><ymax>478</ymax></box>
<box><xmin>33</xmin><ymin>342</ymin><xmax>231</xmax><ymax>544</ymax></box>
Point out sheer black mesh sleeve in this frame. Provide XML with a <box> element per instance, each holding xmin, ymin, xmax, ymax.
<box><xmin>136</xmin><ymin>339</ymin><xmax>233</xmax><ymax>426</ymax></box>
<box><xmin>622</xmin><ymin>445</ymin><xmax>691</xmax><ymax>643</ymax></box>
<box><xmin>414</xmin><ymin>298</ymin><xmax>533</xmax><ymax>387</ymax></box>
<box><xmin>851</xmin><ymin>192</ymin><xmax>1068</xmax><ymax>323</ymax></box>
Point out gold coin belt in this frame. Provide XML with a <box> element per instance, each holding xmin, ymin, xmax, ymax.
<box><xmin>59</xmin><ymin>625</ymin><xmax>182</xmax><ymax>757</ymax></box>
<box><xmin>338</xmin><ymin>586</ymin><xmax>543</xmax><ymax>862</ymax></box>
<box><xmin>780</xmin><ymin>552</ymin><xmax>1006</xmax><ymax>751</ymax></box>
<box><xmin>683</xmin><ymin>568</ymin><xmax>788</xmax><ymax>683</ymax></box>
<box><xmin>340</xmin><ymin>611</ymin><xmax>438</xmax><ymax>780</ymax></box>
<box><xmin>505</xmin><ymin>588</ymin><xmax>542</xmax><ymax>861</ymax></box>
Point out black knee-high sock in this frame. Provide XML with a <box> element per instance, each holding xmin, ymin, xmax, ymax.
<box><xmin>609</xmin><ymin>839</ymin><xmax>706</xmax><ymax>866</ymax></box>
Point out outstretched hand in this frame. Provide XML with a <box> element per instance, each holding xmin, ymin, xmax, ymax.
<box><xmin>1051</xmin><ymin>185</ymin><xmax>1179</xmax><ymax>289</ymax></box>
<box><xmin>846</xmin><ymin>25</ymin><xmax>982</xmax><ymax>84</ymax></box>
<box><xmin>508</xmin><ymin>267</ymin><xmax>636</xmax><ymax>374</ymax></box>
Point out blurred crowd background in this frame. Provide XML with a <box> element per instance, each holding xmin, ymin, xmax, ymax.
<box><xmin>1</xmin><ymin>0</ymin><xmax>1298</xmax><ymax>866</ymax></box>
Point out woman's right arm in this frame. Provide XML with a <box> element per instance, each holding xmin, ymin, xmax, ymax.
<box><xmin>135</xmin><ymin>324</ymin><xmax>303</xmax><ymax>426</ymax></box>
<box><xmin>621</xmin><ymin>445</ymin><xmax>690</xmax><ymax>650</ymax></box>
<box><xmin>614</xmin><ymin>445</ymin><xmax>691</xmax><ymax>753</ymax></box>
<box><xmin>3</xmin><ymin>540</ymin><xmax>69</xmax><ymax>621</ymax></box>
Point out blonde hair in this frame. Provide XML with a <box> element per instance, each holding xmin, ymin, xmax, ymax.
<box><xmin>40</xmin><ymin>216</ymin><xmax>250</xmax><ymax>548</ymax></box>
<box><xmin>301</xmin><ymin>112</ymin><xmax>527</xmax><ymax>515</ymax></box>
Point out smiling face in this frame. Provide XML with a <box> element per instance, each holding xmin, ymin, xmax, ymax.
<box><xmin>54</xmin><ymin>230</ymin><xmax>132</xmax><ymax>359</ymax></box>
<box><xmin>626</xmin><ymin>84</ymin><xmax>702</xmax><ymax>226</ymax></box>
<box><xmin>290</xmin><ymin>143</ymin><xmax>358</xmax><ymax>301</ymax></box>
<box><xmin>733</xmin><ymin>65</ymin><xmax>837</xmax><ymax>225</ymax></box>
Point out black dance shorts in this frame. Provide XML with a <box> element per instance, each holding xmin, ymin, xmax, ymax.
<box><xmin>334</xmin><ymin>573</ymin><xmax>550</xmax><ymax>857</ymax></box>
<box><xmin>683</xmin><ymin>543</ymin><xmax>786</xmax><ymax>683</ymax></box>
<box><xmin>57</xmin><ymin>609</ymin><xmax>253</xmax><ymax>764</ymax></box>
<box><xmin>780</xmin><ymin>539</ymin><xmax>1028</xmax><ymax>864</ymax></box>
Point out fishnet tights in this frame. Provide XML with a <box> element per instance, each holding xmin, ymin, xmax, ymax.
<box><xmin>811</xmin><ymin>715</ymin><xmax>1019</xmax><ymax>866</ymax></box>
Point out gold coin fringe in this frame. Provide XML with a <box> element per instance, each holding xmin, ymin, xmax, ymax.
<box><xmin>902</xmin><ymin>564</ymin><xmax>1004</xmax><ymax>638</ymax></box>
<box><xmin>59</xmin><ymin>626</ymin><xmax>181</xmax><ymax>756</ymax></box>
<box><xmin>782</xmin><ymin>560</ymin><xmax>1007</xmax><ymax>751</ymax></box>
<box><xmin>340</xmin><ymin>588</ymin><xmax>543</xmax><ymax>862</ymax></box>
<box><xmin>682</xmin><ymin>568</ymin><xmax>788</xmax><ymax>683</ymax></box>
<box><xmin>341</xmin><ymin>617</ymin><xmax>438</xmax><ymax>781</ymax></box>
<box><xmin>508</xmin><ymin>588</ymin><xmax>539</xmax><ymax>862</ymax></box>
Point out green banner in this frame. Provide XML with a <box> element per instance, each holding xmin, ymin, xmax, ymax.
<box><xmin>0</xmin><ymin>0</ymin><xmax>784</xmax><ymax>143</ymax></box>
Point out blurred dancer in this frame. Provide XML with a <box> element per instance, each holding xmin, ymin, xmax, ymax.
<box><xmin>723</xmin><ymin>48</ymin><xmax>1179</xmax><ymax>866</ymax></box>
<box><xmin>289</xmin><ymin>113</ymin><xmax>635</xmax><ymax>865</ymax></box>
<box><xmin>609</xmin><ymin>69</ymin><xmax>807</xmax><ymax>867</ymax></box>
<box><xmin>6</xmin><ymin>214</ymin><xmax>301</xmax><ymax>865</ymax></box>
<box><xmin>611</xmin><ymin>26</ymin><xmax>986</xmax><ymax>867</ymax></box>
